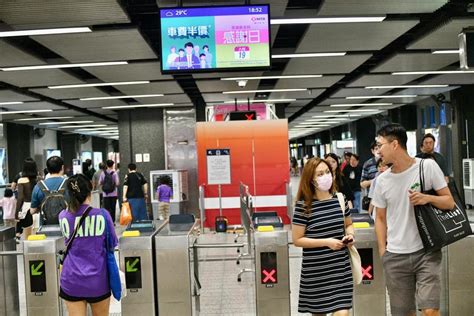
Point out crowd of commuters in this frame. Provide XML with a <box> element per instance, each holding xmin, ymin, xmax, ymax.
<box><xmin>2</xmin><ymin>156</ymin><xmax>159</xmax><ymax>242</ymax></box>
<box><xmin>292</xmin><ymin>124</ymin><xmax>453</xmax><ymax>315</ymax></box>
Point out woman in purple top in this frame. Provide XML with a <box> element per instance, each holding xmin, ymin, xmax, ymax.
<box><xmin>59</xmin><ymin>174</ymin><xmax>118</xmax><ymax>315</ymax></box>
<box><xmin>156</xmin><ymin>176</ymin><xmax>172</xmax><ymax>220</ymax></box>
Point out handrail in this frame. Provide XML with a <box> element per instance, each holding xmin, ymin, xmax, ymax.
<box><xmin>198</xmin><ymin>185</ymin><xmax>206</xmax><ymax>233</ymax></box>
<box><xmin>286</xmin><ymin>181</ymin><xmax>293</xmax><ymax>221</ymax></box>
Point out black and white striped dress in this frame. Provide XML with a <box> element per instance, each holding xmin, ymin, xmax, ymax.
<box><xmin>293</xmin><ymin>196</ymin><xmax>353</xmax><ymax>314</ymax></box>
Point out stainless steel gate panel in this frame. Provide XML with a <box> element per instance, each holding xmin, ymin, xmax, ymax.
<box><xmin>154</xmin><ymin>221</ymin><xmax>199</xmax><ymax>315</ymax></box>
<box><xmin>23</xmin><ymin>236</ymin><xmax>64</xmax><ymax>316</ymax></box>
<box><xmin>353</xmin><ymin>227</ymin><xmax>386</xmax><ymax>316</ymax></box>
<box><xmin>254</xmin><ymin>229</ymin><xmax>290</xmax><ymax>316</ymax></box>
<box><xmin>0</xmin><ymin>226</ymin><xmax>19</xmax><ymax>316</ymax></box>
<box><xmin>119</xmin><ymin>221</ymin><xmax>167</xmax><ymax>315</ymax></box>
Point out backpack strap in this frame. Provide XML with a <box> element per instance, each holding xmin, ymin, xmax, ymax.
<box><xmin>60</xmin><ymin>206</ymin><xmax>93</xmax><ymax>263</ymax></box>
<box><xmin>37</xmin><ymin>180</ymin><xmax>51</xmax><ymax>196</ymax></box>
<box><xmin>56</xmin><ymin>178</ymin><xmax>68</xmax><ymax>194</ymax></box>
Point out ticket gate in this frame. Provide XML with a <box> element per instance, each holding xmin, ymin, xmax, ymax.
<box><xmin>352</xmin><ymin>226</ymin><xmax>386</xmax><ymax>316</ymax></box>
<box><xmin>23</xmin><ymin>234</ymin><xmax>65</xmax><ymax>315</ymax></box>
<box><xmin>254</xmin><ymin>229</ymin><xmax>290</xmax><ymax>316</ymax></box>
<box><xmin>0</xmin><ymin>226</ymin><xmax>19</xmax><ymax>316</ymax></box>
<box><xmin>154</xmin><ymin>219</ymin><xmax>200</xmax><ymax>315</ymax></box>
<box><xmin>119</xmin><ymin>220</ymin><xmax>167</xmax><ymax>315</ymax></box>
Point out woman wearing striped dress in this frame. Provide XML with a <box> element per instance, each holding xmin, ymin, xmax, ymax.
<box><xmin>292</xmin><ymin>157</ymin><xmax>355</xmax><ymax>315</ymax></box>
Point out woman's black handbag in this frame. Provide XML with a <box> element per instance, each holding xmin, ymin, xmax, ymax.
<box><xmin>414</xmin><ymin>159</ymin><xmax>472</xmax><ymax>253</ymax></box>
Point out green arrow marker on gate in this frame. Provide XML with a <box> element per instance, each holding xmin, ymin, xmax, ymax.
<box><xmin>31</xmin><ymin>262</ymin><xmax>44</xmax><ymax>276</ymax></box>
<box><xmin>126</xmin><ymin>258</ymin><xmax>139</xmax><ymax>273</ymax></box>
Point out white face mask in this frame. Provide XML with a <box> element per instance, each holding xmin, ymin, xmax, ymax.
<box><xmin>374</xmin><ymin>153</ymin><xmax>380</xmax><ymax>160</ymax></box>
<box><xmin>315</xmin><ymin>173</ymin><xmax>333</xmax><ymax>192</ymax></box>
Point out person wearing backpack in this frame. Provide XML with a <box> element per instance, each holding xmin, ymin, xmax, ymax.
<box><xmin>99</xmin><ymin>160</ymin><xmax>119</xmax><ymax>224</ymax></box>
<box><xmin>30</xmin><ymin>156</ymin><xmax>67</xmax><ymax>227</ymax></box>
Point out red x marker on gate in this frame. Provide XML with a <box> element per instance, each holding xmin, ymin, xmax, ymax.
<box><xmin>362</xmin><ymin>265</ymin><xmax>373</xmax><ymax>279</ymax></box>
<box><xmin>262</xmin><ymin>269</ymin><xmax>276</xmax><ymax>283</ymax></box>
<box><xmin>245</xmin><ymin>113</ymin><xmax>254</xmax><ymax>120</ymax></box>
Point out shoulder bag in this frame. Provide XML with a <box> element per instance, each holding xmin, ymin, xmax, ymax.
<box><xmin>101</xmin><ymin>209</ymin><xmax>122</xmax><ymax>301</ymax></box>
<box><xmin>336</xmin><ymin>192</ymin><xmax>363</xmax><ymax>285</ymax></box>
<box><xmin>59</xmin><ymin>206</ymin><xmax>93</xmax><ymax>266</ymax></box>
<box><xmin>414</xmin><ymin>159</ymin><xmax>472</xmax><ymax>253</ymax></box>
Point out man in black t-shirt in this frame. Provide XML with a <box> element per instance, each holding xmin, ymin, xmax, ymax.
<box><xmin>122</xmin><ymin>163</ymin><xmax>148</xmax><ymax>221</ymax></box>
<box><xmin>343</xmin><ymin>154</ymin><xmax>363</xmax><ymax>212</ymax></box>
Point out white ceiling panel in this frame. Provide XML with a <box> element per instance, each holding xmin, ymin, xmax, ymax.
<box><xmin>192</xmin><ymin>71</ymin><xmax>264</xmax><ymax>79</ymax></box>
<box><xmin>297</xmin><ymin>21</ymin><xmax>418</xmax><ymax>52</ymax></box>
<box><xmin>196</xmin><ymin>80</ymin><xmax>260</xmax><ymax>93</ymax></box>
<box><xmin>66</xmin><ymin>99</ymin><xmax>128</xmax><ymax>109</ymax></box>
<box><xmin>331</xmin><ymin>88</ymin><xmax>391</xmax><ymax>98</ymax></box>
<box><xmin>372</xmin><ymin>53</ymin><xmax>459</xmax><ymax>73</ymax></box>
<box><xmin>421</xmin><ymin>74</ymin><xmax>474</xmax><ymax>85</ymax></box>
<box><xmin>33</xmin><ymin>29</ymin><xmax>157</xmax><ymax>63</ymax></box>
<box><xmin>318</xmin><ymin>0</ymin><xmax>447</xmax><ymax>15</ymax></box>
<box><xmin>284</xmin><ymin>55</ymin><xmax>372</xmax><ymax>75</ymax></box>
<box><xmin>0</xmin><ymin>41</ymin><xmax>46</xmax><ymax>68</ymax></box>
<box><xmin>86</xmin><ymin>62</ymin><xmax>172</xmax><ymax>82</ymax></box>
<box><xmin>0</xmin><ymin>0</ymin><xmax>129</xmax><ymax>29</ymax></box>
<box><xmin>408</xmin><ymin>18</ymin><xmax>474</xmax><ymax>50</ymax></box>
<box><xmin>393</xmin><ymin>86</ymin><xmax>460</xmax><ymax>96</ymax></box>
<box><xmin>201</xmin><ymin>93</ymin><xmax>256</xmax><ymax>103</ymax></box>
<box><xmin>0</xmin><ymin>101</ymin><xmax>64</xmax><ymax>111</ymax></box>
<box><xmin>269</xmin><ymin>89</ymin><xmax>325</xmax><ymax>100</ymax></box>
<box><xmin>274</xmin><ymin>76</ymin><xmax>343</xmax><ymax>89</ymax></box>
<box><xmin>0</xmin><ymin>90</ymin><xmax>39</xmax><ymax>102</ymax></box>
<box><xmin>29</xmin><ymin>87</ymin><xmax>109</xmax><ymax>100</ymax></box>
<box><xmin>347</xmin><ymin>74</ymin><xmax>424</xmax><ymax>87</ymax></box>
<box><xmin>115</xmin><ymin>81</ymin><xmax>183</xmax><ymax>95</ymax></box>
<box><xmin>0</xmin><ymin>69</ymin><xmax>83</xmax><ymax>88</ymax></box>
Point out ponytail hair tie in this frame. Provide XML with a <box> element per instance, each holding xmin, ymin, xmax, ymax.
<box><xmin>71</xmin><ymin>180</ymin><xmax>81</xmax><ymax>193</ymax></box>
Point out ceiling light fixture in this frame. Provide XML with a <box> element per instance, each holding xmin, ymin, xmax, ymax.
<box><xmin>0</xmin><ymin>27</ymin><xmax>91</xmax><ymax>38</ymax></box>
<box><xmin>221</xmin><ymin>75</ymin><xmax>323</xmax><ymax>80</ymax></box>
<box><xmin>325</xmin><ymin>109</ymin><xmax>381</xmax><ymax>113</ymax></box>
<box><xmin>330</xmin><ymin>102</ymin><xmax>393</xmax><ymax>107</ymax></box>
<box><xmin>74</xmin><ymin>127</ymin><xmax>118</xmax><ymax>132</ymax></box>
<box><xmin>346</xmin><ymin>95</ymin><xmax>417</xmax><ymax>99</ymax></box>
<box><xmin>48</xmin><ymin>81</ymin><xmax>150</xmax><ymax>89</ymax></box>
<box><xmin>39</xmin><ymin>120</ymin><xmax>94</xmax><ymax>125</ymax></box>
<box><xmin>392</xmin><ymin>70</ymin><xmax>474</xmax><ymax>75</ymax></box>
<box><xmin>0</xmin><ymin>101</ymin><xmax>24</xmax><ymax>105</ymax></box>
<box><xmin>270</xmin><ymin>16</ymin><xmax>386</xmax><ymax>25</ymax></box>
<box><xmin>365</xmin><ymin>84</ymin><xmax>449</xmax><ymax>89</ymax></box>
<box><xmin>223</xmin><ymin>88</ymin><xmax>306</xmax><ymax>94</ymax></box>
<box><xmin>1</xmin><ymin>61</ymin><xmax>128</xmax><ymax>72</ymax></box>
<box><xmin>15</xmin><ymin>116</ymin><xmax>74</xmax><ymax>121</ymax></box>
<box><xmin>59</xmin><ymin>124</ymin><xmax>107</xmax><ymax>129</ymax></box>
<box><xmin>431</xmin><ymin>50</ymin><xmax>460</xmax><ymax>54</ymax></box>
<box><xmin>223</xmin><ymin>99</ymin><xmax>297</xmax><ymax>103</ymax></box>
<box><xmin>102</xmin><ymin>103</ymin><xmax>174</xmax><ymax>109</ymax></box>
<box><xmin>81</xmin><ymin>94</ymin><xmax>164</xmax><ymax>101</ymax></box>
<box><xmin>272</xmin><ymin>52</ymin><xmax>346</xmax><ymax>58</ymax></box>
<box><xmin>0</xmin><ymin>109</ymin><xmax>53</xmax><ymax>115</ymax></box>
<box><xmin>312</xmin><ymin>114</ymin><xmax>362</xmax><ymax>118</ymax></box>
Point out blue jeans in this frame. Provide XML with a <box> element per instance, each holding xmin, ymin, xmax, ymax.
<box><xmin>353</xmin><ymin>191</ymin><xmax>361</xmax><ymax>213</ymax></box>
<box><xmin>128</xmin><ymin>198</ymin><xmax>148</xmax><ymax>221</ymax></box>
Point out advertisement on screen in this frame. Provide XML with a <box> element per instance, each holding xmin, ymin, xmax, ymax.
<box><xmin>160</xmin><ymin>5</ymin><xmax>271</xmax><ymax>73</ymax></box>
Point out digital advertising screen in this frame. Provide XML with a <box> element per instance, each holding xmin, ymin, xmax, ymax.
<box><xmin>160</xmin><ymin>5</ymin><xmax>271</xmax><ymax>73</ymax></box>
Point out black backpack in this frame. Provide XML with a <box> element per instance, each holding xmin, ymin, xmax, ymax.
<box><xmin>38</xmin><ymin>179</ymin><xmax>68</xmax><ymax>225</ymax></box>
<box><xmin>102</xmin><ymin>171</ymin><xmax>116</xmax><ymax>194</ymax></box>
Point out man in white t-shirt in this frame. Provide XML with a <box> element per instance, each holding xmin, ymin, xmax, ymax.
<box><xmin>371</xmin><ymin>123</ymin><xmax>454</xmax><ymax>316</ymax></box>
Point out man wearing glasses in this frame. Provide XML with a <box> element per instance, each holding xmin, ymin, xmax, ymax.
<box><xmin>371</xmin><ymin>123</ymin><xmax>454</xmax><ymax>316</ymax></box>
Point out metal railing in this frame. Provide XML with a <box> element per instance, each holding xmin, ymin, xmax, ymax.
<box><xmin>198</xmin><ymin>185</ymin><xmax>206</xmax><ymax>233</ymax></box>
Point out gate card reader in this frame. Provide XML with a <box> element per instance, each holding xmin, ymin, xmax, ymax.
<box><xmin>127</xmin><ymin>220</ymin><xmax>155</xmax><ymax>232</ymax></box>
